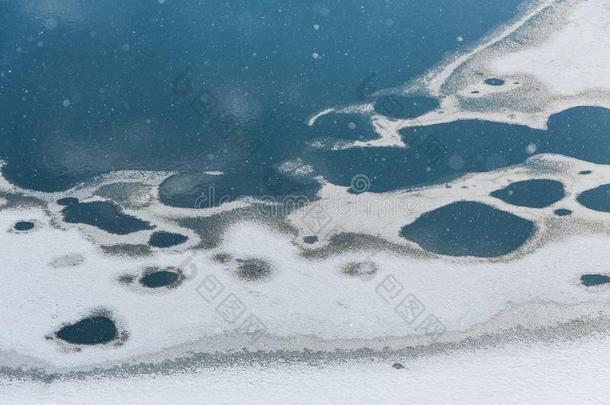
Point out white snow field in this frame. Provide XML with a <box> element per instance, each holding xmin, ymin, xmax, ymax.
<box><xmin>4</xmin><ymin>337</ymin><xmax>610</xmax><ymax>404</ymax></box>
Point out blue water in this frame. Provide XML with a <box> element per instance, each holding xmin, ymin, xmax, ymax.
<box><xmin>140</xmin><ymin>270</ymin><xmax>181</xmax><ymax>288</ymax></box>
<box><xmin>580</xmin><ymin>274</ymin><xmax>610</xmax><ymax>287</ymax></box>
<box><xmin>13</xmin><ymin>221</ymin><xmax>34</xmax><ymax>231</ymax></box>
<box><xmin>149</xmin><ymin>231</ymin><xmax>188</xmax><ymax>248</ymax></box>
<box><xmin>2</xmin><ymin>1</ymin><xmax>609</xmax><ymax>258</ymax></box>
<box><xmin>312</xmin><ymin>107</ymin><xmax>610</xmax><ymax>193</ymax></box>
<box><xmin>55</xmin><ymin>316</ymin><xmax>118</xmax><ymax>345</ymax></box>
<box><xmin>61</xmin><ymin>198</ymin><xmax>153</xmax><ymax>235</ymax></box>
<box><xmin>0</xmin><ymin>0</ymin><xmax>525</xmax><ymax>193</ymax></box>
<box><xmin>577</xmin><ymin>184</ymin><xmax>610</xmax><ymax>213</ymax></box>
<box><xmin>400</xmin><ymin>201</ymin><xmax>535</xmax><ymax>257</ymax></box>
<box><xmin>490</xmin><ymin>179</ymin><xmax>565</xmax><ymax>208</ymax></box>
<box><xmin>373</xmin><ymin>95</ymin><xmax>439</xmax><ymax>119</ymax></box>
<box><xmin>484</xmin><ymin>78</ymin><xmax>505</xmax><ymax>86</ymax></box>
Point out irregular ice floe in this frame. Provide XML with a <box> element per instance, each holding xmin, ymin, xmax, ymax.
<box><xmin>311</xmin><ymin>0</ymin><xmax>610</xmax><ymax>149</ymax></box>
<box><xmin>409</xmin><ymin>0</ymin><xmax>610</xmax><ymax>130</ymax></box>
<box><xmin>490</xmin><ymin>0</ymin><xmax>610</xmax><ymax>97</ymax></box>
<box><xmin>288</xmin><ymin>153</ymin><xmax>610</xmax><ymax>253</ymax></box>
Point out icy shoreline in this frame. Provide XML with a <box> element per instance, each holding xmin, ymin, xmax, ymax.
<box><xmin>312</xmin><ymin>0</ymin><xmax>610</xmax><ymax>148</ymax></box>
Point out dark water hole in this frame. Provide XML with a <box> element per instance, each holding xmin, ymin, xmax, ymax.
<box><xmin>400</xmin><ymin>201</ymin><xmax>535</xmax><ymax>257</ymax></box>
<box><xmin>14</xmin><ymin>221</ymin><xmax>34</xmax><ymax>231</ymax></box>
<box><xmin>55</xmin><ymin>316</ymin><xmax>118</xmax><ymax>345</ymax></box>
<box><xmin>581</xmin><ymin>274</ymin><xmax>610</xmax><ymax>287</ymax></box>
<box><xmin>57</xmin><ymin>197</ymin><xmax>79</xmax><ymax>206</ymax></box>
<box><xmin>577</xmin><ymin>184</ymin><xmax>610</xmax><ymax>213</ymax></box>
<box><xmin>140</xmin><ymin>270</ymin><xmax>182</xmax><ymax>288</ymax></box>
<box><xmin>149</xmin><ymin>231</ymin><xmax>188</xmax><ymax>248</ymax></box>
<box><xmin>61</xmin><ymin>200</ymin><xmax>153</xmax><ymax>235</ymax></box>
<box><xmin>303</xmin><ymin>235</ymin><xmax>319</xmax><ymax>244</ymax></box>
<box><xmin>490</xmin><ymin>179</ymin><xmax>565</xmax><ymax>208</ymax></box>
<box><xmin>484</xmin><ymin>78</ymin><xmax>505</xmax><ymax>86</ymax></box>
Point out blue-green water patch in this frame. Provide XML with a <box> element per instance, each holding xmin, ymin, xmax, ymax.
<box><xmin>57</xmin><ymin>197</ymin><xmax>79</xmax><ymax>206</ymax></box>
<box><xmin>309</xmin><ymin>107</ymin><xmax>610</xmax><ymax>194</ymax></box>
<box><xmin>140</xmin><ymin>270</ymin><xmax>181</xmax><ymax>288</ymax></box>
<box><xmin>61</xmin><ymin>200</ymin><xmax>153</xmax><ymax>235</ymax></box>
<box><xmin>554</xmin><ymin>209</ymin><xmax>572</xmax><ymax>216</ymax></box>
<box><xmin>310</xmin><ymin>114</ymin><xmax>379</xmax><ymax>145</ymax></box>
<box><xmin>0</xmin><ymin>0</ymin><xmax>527</xmax><ymax>192</ymax></box>
<box><xmin>484</xmin><ymin>78</ymin><xmax>505</xmax><ymax>86</ymax></box>
<box><xmin>13</xmin><ymin>221</ymin><xmax>34</xmax><ymax>231</ymax></box>
<box><xmin>581</xmin><ymin>274</ymin><xmax>610</xmax><ymax>287</ymax></box>
<box><xmin>303</xmin><ymin>236</ymin><xmax>319</xmax><ymax>244</ymax></box>
<box><xmin>55</xmin><ymin>316</ymin><xmax>118</xmax><ymax>345</ymax></box>
<box><xmin>577</xmin><ymin>184</ymin><xmax>610</xmax><ymax>213</ymax></box>
<box><xmin>400</xmin><ymin>201</ymin><xmax>535</xmax><ymax>257</ymax></box>
<box><xmin>149</xmin><ymin>231</ymin><xmax>188</xmax><ymax>248</ymax></box>
<box><xmin>490</xmin><ymin>179</ymin><xmax>565</xmax><ymax>208</ymax></box>
<box><xmin>373</xmin><ymin>95</ymin><xmax>439</xmax><ymax>119</ymax></box>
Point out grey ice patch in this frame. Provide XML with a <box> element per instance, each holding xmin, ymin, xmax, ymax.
<box><xmin>118</xmin><ymin>266</ymin><xmax>185</xmax><ymax>291</ymax></box>
<box><xmin>100</xmin><ymin>244</ymin><xmax>152</xmax><ymax>257</ymax></box>
<box><xmin>341</xmin><ymin>260</ymin><xmax>378</xmax><ymax>280</ymax></box>
<box><xmin>94</xmin><ymin>182</ymin><xmax>154</xmax><ymax>208</ymax></box>
<box><xmin>48</xmin><ymin>254</ymin><xmax>85</xmax><ymax>268</ymax></box>
<box><xmin>212</xmin><ymin>252</ymin><xmax>233</xmax><ymax>264</ymax></box>
<box><xmin>234</xmin><ymin>258</ymin><xmax>274</xmax><ymax>282</ymax></box>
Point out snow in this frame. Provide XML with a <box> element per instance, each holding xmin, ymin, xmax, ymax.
<box><xmin>4</xmin><ymin>336</ymin><xmax>610</xmax><ymax>404</ymax></box>
<box><xmin>491</xmin><ymin>0</ymin><xmax>610</xmax><ymax>96</ymax></box>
